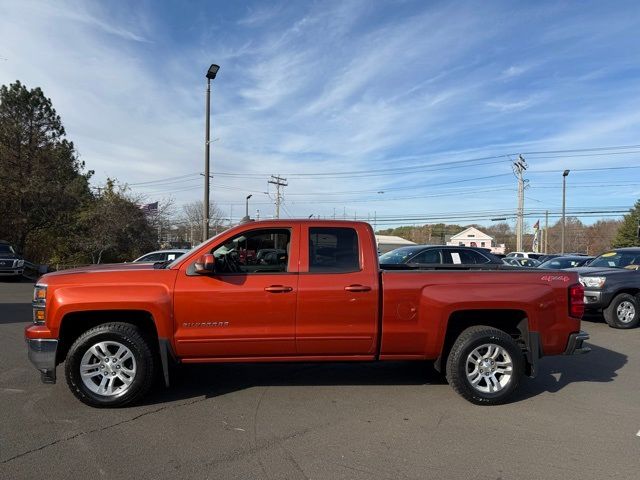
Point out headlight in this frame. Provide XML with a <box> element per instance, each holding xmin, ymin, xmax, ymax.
<box><xmin>32</xmin><ymin>284</ymin><xmax>47</xmax><ymax>325</ymax></box>
<box><xmin>17</xmin><ymin>259</ymin><xmax>24</xmax><ymax>267</ymax></box>
<box><xmin>579</xmin><ymin>276</ymin><xmax>606</xmax><ymax>288</ymax></box>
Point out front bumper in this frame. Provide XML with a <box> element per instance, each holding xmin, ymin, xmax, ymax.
<box><xmin>26</xmin><ymin>338</ymin><xmax>58</xmax><ymax>383</ymax></box>
<box><xmin>583</xmin><ymin>289</ymin><xmax>615</xmax><ymax>310</ymax></box>
<box><xmin>0</xmin><ymin>269</ymin><xmax>23</xmax><ymax>276</ymax></box>
<box><xmin>563</xmin><ymin>331</ymin><xmax>591</xmax><ymax>355</ymax></box>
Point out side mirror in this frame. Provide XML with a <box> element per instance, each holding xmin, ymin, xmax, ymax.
<box><xmin>194</xmin><ymin>253</ymin><xmax>215</xmax><ymax>274</ymax></box>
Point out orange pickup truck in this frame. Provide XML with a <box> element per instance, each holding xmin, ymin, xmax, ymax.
<box><xmin>26</xmin><ymin>220</ymin><xmax>589</xmax><ymax>407</ymax></box>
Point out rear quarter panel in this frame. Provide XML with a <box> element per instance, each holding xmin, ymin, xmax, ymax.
<box><xmin>380</xmin><ymin>270</ymin><xmax>580</xmax><ymax>358</ymax></box>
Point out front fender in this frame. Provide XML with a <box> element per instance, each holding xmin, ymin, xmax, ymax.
<box><xmin>48</xmin><ymin>284</ymin><xmax>174</xmax><ymax>339</ymax></box>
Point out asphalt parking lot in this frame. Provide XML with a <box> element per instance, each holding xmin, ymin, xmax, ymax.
<box><xmin>1</xmin><ymin>281</ymin><xmax>638</xmax><ymax>480</ymax></box>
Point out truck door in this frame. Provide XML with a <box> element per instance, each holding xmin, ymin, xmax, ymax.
<box><xmin>173</xmin><ymin>226</ymin><xmax>299</xmax><ymax>358</ymax></box>
<box><xmin>296</xmin><ymin>225</ymin><xmax>379</xmax><ymax>355</ymax></box>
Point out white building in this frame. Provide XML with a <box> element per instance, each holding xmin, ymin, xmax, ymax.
<box><xmin>375</xmin><ymin>235</ymin><xmax>416</xmax><ymax>254</ymax></box>
<box><xmin>446</xmin><ymin>227</ymin><xmax>505</xmax><ymax>255</ymax></box>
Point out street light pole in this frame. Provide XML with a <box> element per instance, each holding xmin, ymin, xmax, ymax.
<box><xmin>561</xmin><ymin>169</ymin><xmax>570</xmax><ymax>254</ymax></box>
<box><xmin>245</xmin><ymin>194</ymin><xmax>252</xmax><ymax>218</ymax></box>
<box><xmin>203</xmin><ymin>64</ymin><xmax>220</xmax><ymax>242</ymax></box>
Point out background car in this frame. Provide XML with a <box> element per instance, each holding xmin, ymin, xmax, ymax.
<box><xmin>536</xmin><ymin>253</ymin><xmax>561</xmax><ymax>263</ymax></box>
<box><xmin>379</xmin><ymin>245</ymin><xmax>503</xmax><ymax>266</ymax></box>
<box><xmin>505</xmin><ymin>251</ymin><xmax>544</xmax><ymax>260</ymax></box>
<box><xmin>538</xmin><ymin>255</ymin><xmax>594</xmax><ymax>269</ymax></box>
<box><xmin>503</xmin><ymin>257</ymin><xmax>541</xmax><ymax>267</ymax></box>
<box><xmin>574</xmin><ymin>248</ymin><xmax>640</xmax><ymax>329</ymax></box>
<box><xmin>133</xmin><ymin>249</ymin><xmax>189</xmax><ymax>263</ymax></box>
<box><xmin>0</xmin><ymin>240</ymin><xmax>25</xmax><ymax>279</ymax></box>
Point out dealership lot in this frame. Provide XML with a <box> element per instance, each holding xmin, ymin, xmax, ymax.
<box><xmin>1</xmin><ymin>281</ymin><xmax>638</xmax><ymax>480</ymax></box>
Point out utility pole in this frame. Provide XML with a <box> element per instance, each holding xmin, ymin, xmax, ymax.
<box><xmin>513</xmin><ymin>155</ymin><xmax>528</xmax><ymax>251</ymax></box>
<box><xmin>268</xmin><ymin>175</ymin><xmax>288</xmax><ymax>219</ymax></box>
<box><xmin>561</xmin><ymin>170</ymin><xmax>570</xmax><ymax>254</ymax></box>
<box><xmin>544</xmin><ymin>210</ymin><xmax>549</xmax><ymax>254</ymax></box>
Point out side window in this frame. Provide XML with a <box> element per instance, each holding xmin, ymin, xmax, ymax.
<box><xmin>309</xmin><ymin>227</ymin><xmax>359</xmax><ymax>272</ymax></box>
<box><xmin>212</xmin><ymin>229</ymin><xmax>290</xmax><ymax>273</ymax></box>
<box><xmin>443</xmin><ymin>249</ymin><xmax>489</xmax><ymax>264</ymax></box>
<box><xmin>410</xmin><ymin>249</ymin><xmax>441</xmax><ymax>264</ymax></box>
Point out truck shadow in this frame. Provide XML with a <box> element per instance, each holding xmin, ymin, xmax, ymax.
<box><xmin>142</xmin><ymin>341</ymin><xmax>626</xmax><ymax>405</ymax></box>
<box><xmin>514</xmin><ymin>342</ymin><xmax>627</xmax><ymax>401</ymax></box>
<box><xmin>142</xmin><ymin>361</ymin><xmax>448</xmax><ymax>405</ymax></box>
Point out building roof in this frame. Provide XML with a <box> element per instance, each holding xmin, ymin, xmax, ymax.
<box><xmin>449</xmin><ymin>227</ymin><xmax>494</xmax><ymax>241</ymax></box>
<box><xmin>375</xmin><ymin>235</ymin><xmax>416</xmax><ymax>245</ymax></box>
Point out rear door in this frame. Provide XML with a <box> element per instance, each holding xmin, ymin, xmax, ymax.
<box><xmin>295</xmin><ymin>224</ymin><xmax>379</xmax><ymax>355</ymax></box>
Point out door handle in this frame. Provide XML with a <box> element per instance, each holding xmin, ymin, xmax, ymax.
<box><xmin>344</xmin><ymin>284</ymin><xmax>372</xmax><ymax>292</ymax></box>
<box><xmin>264</xmin><ymin>285</ymin><xmax>294</xmax><ymax>293</ymax></box>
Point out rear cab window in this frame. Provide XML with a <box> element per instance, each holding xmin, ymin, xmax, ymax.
<box><xmin>308</xmin><ymin>227</ymin><xmax>360</xmax><ymax>273</ymax></box>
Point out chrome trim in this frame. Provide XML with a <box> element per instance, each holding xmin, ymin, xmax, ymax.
<box><xmin>26</xmin><ymin>338</ymin><xmax>58</xmax><ymax>384</ymax></box>
<box><xmin>583</xmin><ymin>290</ymin><xmax>602</xmax><ymax>304</ymax></box>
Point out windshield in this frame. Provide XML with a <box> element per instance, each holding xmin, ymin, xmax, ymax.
<box><xmin>540</xmin><ymin>258</ymin><xmax>585</xmax><ymax>269</ymax></box>
<box><xmin>588</xmin><ymin>251</ymin><xmax>640</xmax><ymax>269</ymax></box>
<box><xmin>379</xmin><ymin>247</ymin><xmax>419</xmax><ymax>264</ymax></box>
<box><xmin>0</xmin><ymin>244</ymin><xmax>15</xmax><ymax>254</ymax></box>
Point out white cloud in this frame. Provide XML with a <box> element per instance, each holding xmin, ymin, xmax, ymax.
<box><xmin>2</xmin><ymin>0</ymin><xmax>640</xmax><ymax>225</ymax></box>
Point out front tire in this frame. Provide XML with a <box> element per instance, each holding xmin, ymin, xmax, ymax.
<box><xmin>65</xmin><ymin>322</ymin><xmax>155</xmax><ymax>407</ymax></box>
<box><xmin>446</xmin><ymin>326</ymin><xmax>524</xmax><ymax>405</ymax></box>
<box><xmin>603</xmin><ymin>293</ymin><xmax>639</xmax><ymax>329</ymax></box>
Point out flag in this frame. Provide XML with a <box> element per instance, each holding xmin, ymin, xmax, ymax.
<box><xmin>532</xmin><ymin>220</ymin><xmax>540</xmax><ymax>252</ymax></box>
<box><xmin>139</xmin><ymin>202</ymin><xmax>158</xmax><ymax>214</ymax></box>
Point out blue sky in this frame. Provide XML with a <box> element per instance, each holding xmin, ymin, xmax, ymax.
<box><xmin>2</xmin><ymin>0</ymin><xmax>640</xmax><ymax>229</ymax></box>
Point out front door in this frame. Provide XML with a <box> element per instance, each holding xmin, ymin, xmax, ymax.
<box><xmin>173</xmin><ymin>227</ymin><xmax>299</xmax><ymax>358</ymax></box>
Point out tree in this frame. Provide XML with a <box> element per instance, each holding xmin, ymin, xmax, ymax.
<box><xmin>181</xmin><ymin>200</ymin><xmax>226</xmax><ymax>244</ymax></box>
<box><xmin>480</xmin><ymin>222</ymin><xmax>515</xmax><ymax>252</ymax></box>
<box><xmin>613</xmin><ymin>199</ymin><xmax>640</xmax><ymax>248</ymax></box>
<box><xmin>76</xmin><ymin>179</ymin><xmax>156</xmax><ymax>263</ymax></box>
<box><xmin>0</xmin><ymin>80</ymin><xmax>93</xmax><ymax>261</ymax></box>
<box><xmin>586</xmin><ymin>219</ymin><xmax>622</xmax><ymax>254</ymax></box>
<box><xmin>376</xmin><ymin>223</ymin><xmax>465</xmax><ymax>244</ymax></box>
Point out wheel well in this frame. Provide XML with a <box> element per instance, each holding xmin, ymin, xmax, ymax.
<box><xmin>435</xmin><ymin>309</ymin><xmax>529</xmax><ymax>374</ymax></box>
<box><xmin>56</xmin><ymin>310</ymin><xmax>159</xmax><ymax>365</ymax></box>
<box><xmin>612</xmin><ymin>289</ymin><xmax>640</xmax><ymax>300</ymax></box>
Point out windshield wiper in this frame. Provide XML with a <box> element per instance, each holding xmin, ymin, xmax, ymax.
<box><xmin>153</xmin><ymin>260</ymin><xmax>172</xmax><ymax>269</ymax></box>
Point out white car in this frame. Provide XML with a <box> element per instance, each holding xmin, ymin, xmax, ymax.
<box><xmin>505</xmin><ymin>251</ymin><xmax>544</xmax><ymax>260</ymax></box>
<box><xmin>133</xmin><ymin>249</ymin><xmax>189</xmax><ymax>263</ymax></box>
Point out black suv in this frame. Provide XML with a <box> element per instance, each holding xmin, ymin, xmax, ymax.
<box><xmin>572</xmin><ymin>248</ymin><xmax>640</xmax><ymax>329</ymax></box>
<box><xmin>0</xmin><ymin>240</ymin><xmax>24</xmax><ymax>279</ymax></box>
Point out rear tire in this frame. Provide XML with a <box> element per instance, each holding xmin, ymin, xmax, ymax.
<box><xmin>65</xmin><ymin>322</ymin><xmax>155</xmax><ymax>407</ymax></box>
<box><xmin>446</xmin><ymin>326</ymin><xmax>524</xmax><ymax>405</ymax></box>
<box><xmin>603</xmin><ymin>294</ymin><xmax>639</xmax><ymax>329</ymax></box>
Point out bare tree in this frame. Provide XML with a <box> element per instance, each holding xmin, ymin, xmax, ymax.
<box><xmin>181</xmin><ymin>200</ymin><xmax>226</xmax><ymax>245</ymax></box>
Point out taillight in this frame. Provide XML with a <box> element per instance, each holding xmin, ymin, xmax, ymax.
<box><xmin>569</xmin><ymin>283</ymin><xmax>584</xmax><ymax>318</ymax></box>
